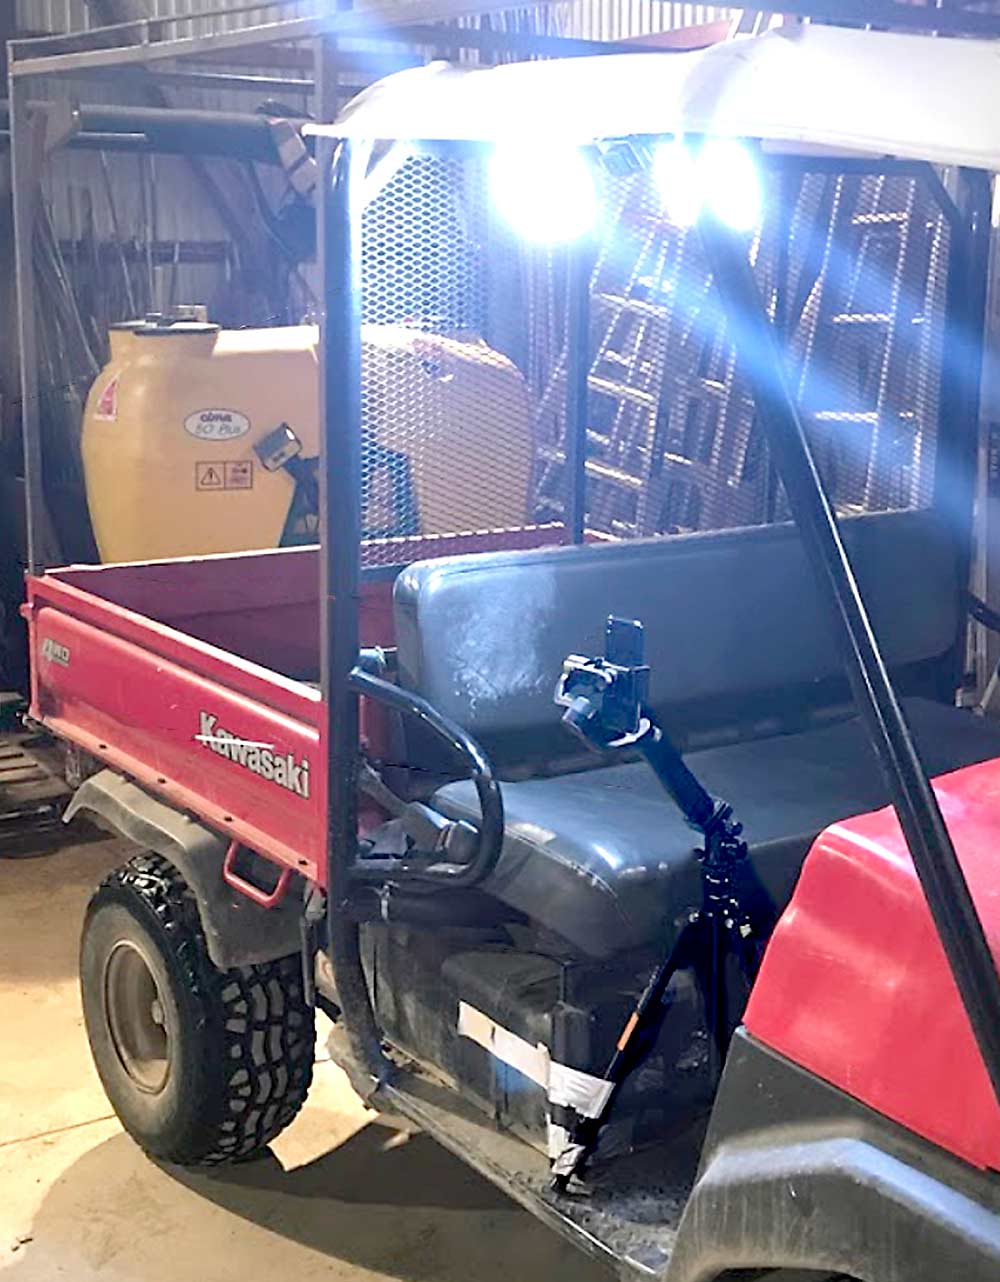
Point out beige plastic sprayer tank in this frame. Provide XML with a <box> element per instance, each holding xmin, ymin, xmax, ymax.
<box><xmin>81</xmin><ymin>312</ymin><xmax>534</xmax><ymax>563</ymax></box>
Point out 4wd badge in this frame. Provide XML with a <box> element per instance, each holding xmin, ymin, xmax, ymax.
<box><xmin>41</xmin><ymin>638</ymin><xmax>70</xmax><ymax>667</ymax></box>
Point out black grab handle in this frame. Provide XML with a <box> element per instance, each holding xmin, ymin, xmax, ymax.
<box><xmin>349</xmin><ymin>666</ymin><xmax>505</xmax><ymax>889</ymax></box>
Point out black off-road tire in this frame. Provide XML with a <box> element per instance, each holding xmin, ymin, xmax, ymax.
<box><xmin>80</xmin><ymin>852</ymin><xmax>314</xmax><ymax>1166</ymax></box>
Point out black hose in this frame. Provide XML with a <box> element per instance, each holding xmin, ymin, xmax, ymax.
<box><xmin>350</xmin><ymin>884</ymin><xmax>522</xmax><ymax>928</ymax></box>
<box><xmin>349</xmin><ymin>667</ymin><xmax>505</xmax><ymax>889</ymax></box>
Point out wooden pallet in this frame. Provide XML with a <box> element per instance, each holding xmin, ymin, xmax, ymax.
<box><xmin>0</xmin><ymin>731</ymin><xmax>72</xmax><ymax>857</ymax></box>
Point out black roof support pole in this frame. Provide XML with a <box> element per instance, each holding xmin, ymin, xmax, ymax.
<box><xmin>564</xmin><ymin>238</ymin><xmax>593</xmax><ymax>544</ymax></box>
<box><xmin>935</xmin><ymin>168</ymin><xmax>993</xmax><ymax>698</ymax></box>
<box><xmin>318</xmin><ymin>127</ymin><xmax>391</xmax><ymax>1091</ymax></box>
<box><xmin>697</xmin><ymin>212</ymin><xmax>1000</xmax><ymax>1109</ymax></box>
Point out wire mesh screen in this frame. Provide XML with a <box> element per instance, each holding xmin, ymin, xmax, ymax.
<box><xmin>360</xmin><ymin>151</ymin><xmax>543</xmax><ymax>564</ymax></box>
<box><xmin>357</xmin><ymin>150</ymin><xmax>951</xmax><ymax>567</ymax></box>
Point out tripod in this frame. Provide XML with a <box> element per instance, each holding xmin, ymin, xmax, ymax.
<box><xmin>549</xmin><ymin>617</ymin><xmax>762</xmax><ymax>1192</ymax></box>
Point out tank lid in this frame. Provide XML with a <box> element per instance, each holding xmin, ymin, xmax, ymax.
<box><xmin>109</xmin><ymin>318</ymin><xmax>149</xmax><ymax>332</ymax></box>
<box><xmin>166</xmin><ymin>304</ymin><xmax>208</xmax><ymax>323</ymax></box>
<box><xmin>136</xmin><ymin>305</ymin><xmax>220</xmax><ymax>338</ymax></box>
<box><xmin>137</xmin><ymin>323</ymin><xmax>221</xmax><ymax>337</ymax></box>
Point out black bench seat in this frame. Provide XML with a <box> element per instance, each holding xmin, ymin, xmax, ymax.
<box><xmin>431</xmin><ymin>697</ymin><xmax>1000</xmax><ymax>956</ymax></box>
<box><xmin>393</xmin><ymin>511</ymin><xmax>1000</xmax><ymax>957</ymax></box>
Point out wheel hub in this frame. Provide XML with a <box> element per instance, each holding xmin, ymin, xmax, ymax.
<box><xmin>104</xmin><ymin>940</ymin><xmax>171</xmax><ymax>1093</ymax></box>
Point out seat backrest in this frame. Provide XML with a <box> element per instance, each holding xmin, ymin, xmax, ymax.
<box><xmin>392</xmin><ymin>510</ymin><xmax>960</xmax><ymax>773</ymax></box>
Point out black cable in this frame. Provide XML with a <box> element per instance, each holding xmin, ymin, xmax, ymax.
<box><xmin>969</xmin><ymin>592</ymin><xmax>1000</xmax><ymax>635</ymax></box>
<box><xmin>243</xmin><ymin>160</ymin><xmax>318</xmax><ymax>309</ymax></box>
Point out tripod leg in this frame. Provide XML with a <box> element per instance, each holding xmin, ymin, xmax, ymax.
<box><xmin>550</xmin><ymin>918</ymin><xmax>700</xmax><ymax>1191</ymax></box>
<box><xmin>702</xmin><ymin>917</ymin><xmax>764</xmax><ymax>1074</ymax></box>
<box><xmin>733</xmin><ymin>925</ymin><xmax>764</xmax><ymax>993</ymax></box>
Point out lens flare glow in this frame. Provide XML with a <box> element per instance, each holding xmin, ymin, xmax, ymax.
<box><xmin>653</xmin><ymin>138</ymin><xmax>762</xmax><ymax>232</ymax></box>
<box><xmin>698</xmin><ymin>138</ymin><xmax>763</xmax><ymax>232</ymax></box>
<box><xmin>489</xmin><ymin>144</ymin><xmax>597</xmax><ymax>244</ymax></box>
<box><xmin>652</xmin><ymin>140</ymin><xmax>702</xmax><ymax>227</ymax></box>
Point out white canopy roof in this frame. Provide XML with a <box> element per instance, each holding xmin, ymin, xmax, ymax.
<box><xmin>310</xmin><ymin>25</ymin><xmax>1000</xmax><ymax>170</ymax></box>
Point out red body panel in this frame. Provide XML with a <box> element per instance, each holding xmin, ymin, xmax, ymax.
<box><xmin>27</xmin><ymin>578</ymin><xmax>328</xmax><ymax>880</ymax></box>
<box><xmin>746</xmin><ymin>756</ymin><xmax>1000</xmax><ymax>1170</ymax></box>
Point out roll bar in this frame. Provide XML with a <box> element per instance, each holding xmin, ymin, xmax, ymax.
<box><xmin>317</xmin><ymin>137</ymin><xmax>1000</xmax><ymax>1100</ymax></box>
<box><xmin>349</xmin><ymin>666</ymin><xmax>505</xmax><ymax>888</ymax></box>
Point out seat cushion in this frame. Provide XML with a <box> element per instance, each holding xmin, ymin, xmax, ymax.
<box><xmin>433</xmin><ymin>699</ymin><xmax>1000</xmax><ymax>958</ymax></box>
<box><xmin>395</xmin><ymin>511</ymin><xmax>960</xmax><ymax>773</ymax></box>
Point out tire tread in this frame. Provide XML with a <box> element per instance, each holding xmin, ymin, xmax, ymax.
<box><xmin>89</xmin><ymin>852</ymin><xmax>313</xmax><ymax>1165</ymax></box>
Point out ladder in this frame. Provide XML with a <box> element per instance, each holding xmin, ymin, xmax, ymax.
<box><xmin>792</xmin><ymin>171</ymin><xmax>948</xmax><ymax>516</ymax></box>
<box><xmin>532</xmin><ymin>177</ymin><xmax>754</xmax><ymax>538</ymax></box>
<box><xmin>530</xmin><ymin>165</ymin><xmax>948</xmax><ymax>539</ymax></box>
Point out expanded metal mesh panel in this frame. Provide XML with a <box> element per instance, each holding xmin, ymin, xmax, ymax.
<box><xmin>562</xmin><ymin>165</ymin><xmax>950</xmax><ymax>537</ymax></box>
<box><xmin>787</xmin><ymin>172</ymin><xmax>951</xmax><ymax>518</ymax></box>
<box><xmin>357</xmin><ymin>150</ymin><xmax>952</xmax><ymax>565</ymax></box>
<box><xmin>359</xmin><ymin>151</ymin><xmax>551</xmax><ymax>565</ymax></box>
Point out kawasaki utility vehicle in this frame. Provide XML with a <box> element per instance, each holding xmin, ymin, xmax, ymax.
<box><xmin>18</xmin><ymin>23</ymin><xmax>1000</xmax><ymax>1282</ymax></box>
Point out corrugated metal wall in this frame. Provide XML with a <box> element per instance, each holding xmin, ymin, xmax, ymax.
<box><xmin>17</xmin><ymin>0</ymin><xmax>732</xmax><ymax>40</ymax></box>
<box><xmin>20</xmin><ymin>0</ymin><xmax>733</xmax><ymax>325</ymax></box>
<box><xmin>543</xmin><ymin>2</ymin><xmax>727</xmax><ymax>39</ymax></box>
<box><xmin>17</xmin><ymin>2</ymin><xmax>316</xmax><ymax>325</ymax></box>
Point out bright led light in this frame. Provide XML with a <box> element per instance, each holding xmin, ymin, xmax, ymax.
<box><xmin>698</xmin><ymin>138</ymin><xmax>762</xmax><ymax>232</ymax></box>
<box><xmin>652</xmin><ymin>137</ymin><xmax>762</xmax><ymax>232</ymax></box>
<box><xmin>651</xmin><ymin>140</ymin><xmax>702</xmax><ymax>228</ymax></box>
<box><xmin>489</xmin><ymin>144</ymin><xmax>597</xmax><ymax>244</ymax></box>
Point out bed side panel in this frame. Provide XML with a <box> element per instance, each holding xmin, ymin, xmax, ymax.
<box><xmin>30</xmin><ymin>601</ymin><xmax>324</xmax><ymax>881</ymax></box>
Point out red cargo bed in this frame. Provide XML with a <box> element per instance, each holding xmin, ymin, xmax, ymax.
<box><xmin>23</xmin><ymin>527</ymin><xmax>561</xmax><ymax>887</ymax></box>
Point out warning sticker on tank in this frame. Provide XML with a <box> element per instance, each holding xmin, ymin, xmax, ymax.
<box><xmin>184</xmin><ymin>408</ymin><xmax>250</xmax><ymax>441</ymax></box>
<box><xmin>224</xmin><ymin>460</ymin><xmax>253</xmax><ymax>490</ymax></box>
<box><xmin>195</xmin><ymin>462</ymin><xmax>224</xmax><ymax>490</ymax></box>
<box><xmin>93</xmin><ymin>374</ymin><xmax>120</xmax><ymax>422</ymax></box>
<box><xmin>195</xmin><ymin>461</ymin><xmax>253</xmax><ymax>491</ymax></box>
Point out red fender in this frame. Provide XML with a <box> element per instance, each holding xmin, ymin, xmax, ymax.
<box><xmin>745</xmin><ymin>755</ymin><xmax>1000</xmax><ymax>1169</ymax></box>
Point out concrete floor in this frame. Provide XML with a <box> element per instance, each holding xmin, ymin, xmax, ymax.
<box><xmin>0</xmin><ymin>833</ymin><xmax>612</xmax><ymax>1282</ymax></box>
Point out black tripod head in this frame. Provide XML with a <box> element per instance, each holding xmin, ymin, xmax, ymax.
<box><xmin>556</xmin><ymin>614</ymin><xmax>741</xmax><ymax>847</ymax></box>
<box><xmin>555</xmin><ymin>616</ymin><xmax>650</xmax><ymax>748</ymax></box>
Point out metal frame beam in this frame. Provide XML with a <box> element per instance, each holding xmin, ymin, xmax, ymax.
<box><xmin>57</xmin><ymin>66</ymin><xmax>320</xmax><ymax>94</ymax></box>
<box><xmin>936</xmin><ymin>169</ymin><xmax>993</xmax><ymax>693</ymax></box>
<box><xmin>565</xmin><ymin>241</ymin><xmax>593</xmax><ymax>544</ymax></box>
<box><xmin>9</xmin><ymin>78</ymin><xmax>47</xmax><ymax>574</ymax></box>
<box><xmin>8</xmin><ymin>0</ymin><xmax>562</xmax><ymax>78</ymax></box>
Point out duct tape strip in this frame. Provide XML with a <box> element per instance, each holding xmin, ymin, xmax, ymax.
<box><xmin>549</xmin><ymin>1061</ymin><xmax>615</xmax><ymax>1119</ymax></box>
<box><xmin>546</xmin><ymin>1120</ymin><xmax>572</xmax><ymax>1161</ymax></box>
<box><xmin>456</xmin><ymin>1001</ymin><xmax>550</xmax><ymax>1089</ymax></box>
<box><xmin>550</xmin><ymin>1138</ymin><xmax>588</xmax><ymax>1178</ymax></box>
<box><xmin>456</xmin><ymin>1002</ymin><xmax>616</xmax><ymax>1138</ymax></box>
